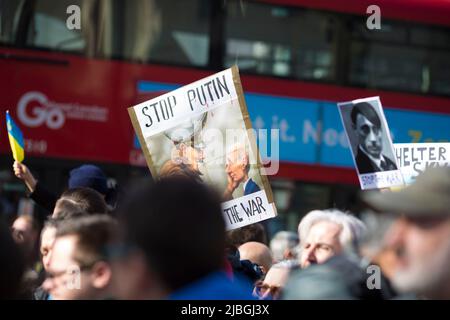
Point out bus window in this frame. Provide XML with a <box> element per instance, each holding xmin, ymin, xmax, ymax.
<box><xmin>349</xmin><ymin>18</ymin><xmax>450</xmax><ymax>96</ymax></box>
<box><xmin>106</xmin><ymin>0</ymin><xmax>210</xmax><ymax>67</ymax></box>
<box><xmin>410</xmin><ymin>26</ymin><xmax>450</xmax><ymax>50</ymax></box>
<box><xmin>149</xmin><ymin>0</ymin><xmax>210</xmax><ymax>66</ymax></box>
<box><xmin>429</xmin><ymin>51</ymin><xmax>450</xmax><ymax>96</ymax></box>
<box><xmin>224</xmin><ymin>1</ymin><xmax>337</xmax><ymax>81</ymax></box>
<box><xmin>350</xmin><ymin>42</ymin><xmax>426</xmax><ymax>93</ymax></box>
<box><xmin>2</xmin><ymin>0</ymin><xmax>211</xmax><ymax>66</ymax></box>
<box><xmin>0</xmin><ymin>0</ymin><xmax>26</xmax><ymax>45</ymax></box>
<box><xmin>411</xmin><ymin>27</ymin><xmax>450</xmax><ymax>96</ymax></box>
<box><xmin>25</xmin><ymin>0</ymin><xmax>87</xmax><ymax>53</ymax></box>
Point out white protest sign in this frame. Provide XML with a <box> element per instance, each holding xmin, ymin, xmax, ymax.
<box><xmin>394</xmin><ymin>143</ymin><xmax>450</xmax><ymax>184</ymax></box>
<box><xmin>222</xmin><ymin>190</ymin><xmax>276</xmax><ymax>230</ymax></box>
<box><xmin>128</xmin><ymin>66</ymin><xmax>276</xmax><ymax>231</ymax></box>
<box><xmin>132</xmin><ymin>69</ymin><xmax>238</xmax><ymax>139</ymax></box>
<box><xmin>337</xmin><ymin>96</ymin><xmax>404</xmax><ymax>190</ymax></box>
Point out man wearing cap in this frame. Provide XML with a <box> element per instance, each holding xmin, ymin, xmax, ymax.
<box><xmin>363</xmin><ymin>167</ymin><xmax>450</xmax><ymax>299</ymax></box>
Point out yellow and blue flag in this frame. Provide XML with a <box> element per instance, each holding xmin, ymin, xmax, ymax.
<box><xmin>6</xmin><ymin>111</ymin><xmax>25</xmax><ymax>162</ymax></box>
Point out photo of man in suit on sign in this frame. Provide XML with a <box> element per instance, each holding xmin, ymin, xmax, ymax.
<box><xmin>223</xmin><ymin>144</ymin><xmax>261</xmax><ymax>201</ymax></box>
<box><xmin>350</xmin><ymin>102</ymin><xmax>398</xmax><ymax>174</ymax></box>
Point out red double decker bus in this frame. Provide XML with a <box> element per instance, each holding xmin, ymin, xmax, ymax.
<box><xmin>1</xmin><ymin>0</ymin><xmax>449</xmax><ymax>229</ymax></box>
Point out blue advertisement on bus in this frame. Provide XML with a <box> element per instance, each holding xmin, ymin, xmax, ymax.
<box><xmin>137</xmin><ymin>81</ymin><xmax>450</xmax><ymax>169</ymax></box>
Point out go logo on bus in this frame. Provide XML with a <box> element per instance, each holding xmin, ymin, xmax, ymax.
<box><xmin>17</xmin><ymin>91</ymin><xmax>65</xmax><ymax>130</ymax></box>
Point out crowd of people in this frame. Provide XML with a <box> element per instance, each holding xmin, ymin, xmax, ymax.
<box><xmin>0</xmin><ymin>161</ymin><xmax>449</xmax><ymax>300</ymax></box>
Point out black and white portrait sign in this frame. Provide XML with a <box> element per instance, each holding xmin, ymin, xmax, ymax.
<box><xmin>338</xmin><ymin>96</ymin><xmax>404</xmax><ymax>190</ymax></box>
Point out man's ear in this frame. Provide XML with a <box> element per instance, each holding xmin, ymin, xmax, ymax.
<box><xmin>91</xmin><ymin>261</ymin><xmax>112</xmax><ymax>290</ymax></box>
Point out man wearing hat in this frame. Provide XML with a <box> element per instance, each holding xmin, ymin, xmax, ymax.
<box><xmin>363</xmin><ymin>167</ymin><xmax>450</xmax><ymax>299</ymax></box>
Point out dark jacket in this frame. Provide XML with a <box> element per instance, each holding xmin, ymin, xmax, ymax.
<box><xmin>283</xmin><ymin>255</ymin><xmax>396</xmax><ymax>300</ymax></box>
<box><xmin>33</xmin><ymin>286</ymin><xmax>50</xmax><ymax>300</ymax></box>
<box><xmin>29</xmin><ymin>181</ymin><xmax>57</xmax><ymax>219</ymax></box>
<box><xmin>244</xmin><ymin>178</ymin><xmax>261</xmax><ymax>196</ymax></box>
<box><xmin>355</xmin><ymin>149</ymin><xmax>398</xmax><ymax>174</ymax></box>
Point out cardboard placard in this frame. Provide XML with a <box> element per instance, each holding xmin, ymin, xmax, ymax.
<box><xmin>395</xmin><ymin>143</ymin><xmax>450</xmax><ymax>185</ymax></box>
<box><xmin>338</xmin><ymin>97</ymin><xmax>404</xmax><ymax>189</ymax></box>
<box><xmin>128</xmin><ymin>66</ymin><xmax>277</xmax><ymax>230</ymax></box>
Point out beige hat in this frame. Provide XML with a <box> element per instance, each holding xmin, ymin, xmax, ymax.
<box><xmin>362</xmin><ymin>166</ymin><xmax>450</xmax><ymax>217</ymax></box>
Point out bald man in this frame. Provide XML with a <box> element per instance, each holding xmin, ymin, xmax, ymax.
<box><xmin>238</xmin><ymin>241</ymin><xmax>273</xmax><ymax>274</ymax></box>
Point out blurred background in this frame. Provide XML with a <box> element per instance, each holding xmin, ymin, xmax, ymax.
<box><xmin>0</xmin><ymin>0</ymin><xmax>449</xmax><ymax>235</ymax></box>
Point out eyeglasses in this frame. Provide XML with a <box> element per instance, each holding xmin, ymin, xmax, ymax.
<box><xmin>253</xmin><ymin>281</ymin><xmax>282</xmax><ymax>299</ymax></box>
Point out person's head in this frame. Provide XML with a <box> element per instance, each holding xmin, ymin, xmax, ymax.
<box><xmin>298</xmin><ymin>209</ymin><xmax>366</xmax><ymax>269</ymax></box>
<box><xmin>159</xmin><ymin>160</ymin><xmax>203</xmax><ymax>184</ymax></box>
<box><xmin>11</xmin><ymin>214</ymin><xmax>40</xmax><ymax>260</ymax></box>
<box><xmin>42</xmin><ymin>215</ymin><xmax>117</xmax><ymax>300</ymax></box>
<box><xmin>41</xmin><ymin>216</ymin><xmax>88</xmax><ymax>272</ymax></box>
<box><xmin>40</xmin><ymin>219</ymin><xmax>58</xmax><ymax>271</ymax></box>
<box><xmin>363</xmin><ymin>167</ymin><xmax>450</xmax><ymax>299</ymax></box>
<box><xmin>68</xmin><ymin>164</ymin><xmax>108</xmax><ymax>196</ymax></box>
<box><xmin>226</xmin><ymin>246</ymin><xmax>264</xmax><ymax>284</ymax></box>
<box><xmin>112</xmin><ymin>177</ymin><xmax>226</xmax><ymax>299</ymax></box>
<box><xmin>283</xmin><ymin>254</ymin><xmax>384</xmax><ymax>300</ymax></box>
<box><xmin>238</xmin><ymin>241</ymin><xmax>273</xmax><ymax>274</ymax></box>
<box><xmin>227</xmin><ymin>223</ymin><xmax>268</xmax><ymax>248</ymax></box>
<box><xmin>351</xmin><ymin>102</ymin><xmax>382</xmax><ymax>158</ymax></box>
<box><xmin>53</xmin><ymin>187</ymin><xmax>108</xmax><ymax>218</ymax></box>
<box><xmin>226</xmin><ymin>144</ymin><xmax>250</xmax><ymax>184</ymax></box>
<box><xmin>253</xmin><ymin>260</ymin><xmax>298</xmax><ymax>300</ymax></box>
<box><xmin>270</xmin><ymin>231</ymin><xmax>299</xmax><ymax>263</ymax></box>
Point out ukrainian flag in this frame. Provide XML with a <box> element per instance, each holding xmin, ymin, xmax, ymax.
<box><xmin>6</xmin><ymin>111</ymin><xmax>25</xmax><ymax>162</ymax></box>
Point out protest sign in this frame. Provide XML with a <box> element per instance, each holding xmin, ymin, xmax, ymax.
<box><xmin>128</xmin><ymin>66</ymin><xmax>276</xmax><ymax>230</ymax></box>
<box><xmin>394</xmin><ymin>143</ymin><xmax>449</xmax><ymax>184</ymax></box>
<box><xmin>338</xmin><ymin>97</ymin><xmax>404</xmax><ymax>190</ymax></box>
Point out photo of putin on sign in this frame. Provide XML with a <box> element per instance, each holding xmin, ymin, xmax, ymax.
<box><xmin>350</xmin><ymin>102</ymin><xmax>398</xmax><ymax>174</ymax></box>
